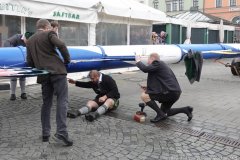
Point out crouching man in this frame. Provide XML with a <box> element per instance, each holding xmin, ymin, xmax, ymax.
<box><xmin>67</xmin><ymin>70</ymin><xmax>120</xmax><ymax>122</ymax></box>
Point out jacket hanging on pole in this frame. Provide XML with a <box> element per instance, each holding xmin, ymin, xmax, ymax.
<box><xmin>184</xmin><ymin>50</ymin><xmax>203</xmax><ymax>84</ymax></box>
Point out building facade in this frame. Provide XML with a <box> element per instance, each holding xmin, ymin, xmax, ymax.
<box><xmin>204</xmin><ymin>0</ymin><xmax>240</xmax><ymax>24</ymax></box>
<box><xmin>135</xmin><ymin>0</ymin><xmax>236</xmax><ymax>44</ymax></box>
<box><xmin>204</xmin><ymin>0</ymin><xmax>240</xmax><ymax>42</ymax></box>
<box><xmin>148</xmin><ymin>0</ymin><xmax>204</xmax><ymax>16</ymax></box>
<box><xmin>133</xmin><ymin>0</ymin><xmax>149</xmax><ymax>5</ymax></box>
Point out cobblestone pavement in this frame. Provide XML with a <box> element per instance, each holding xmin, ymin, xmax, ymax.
<box><xmin>1</xmin><ymin>59</ymin><xmax>240</xmax><ymax>160</ymax></box>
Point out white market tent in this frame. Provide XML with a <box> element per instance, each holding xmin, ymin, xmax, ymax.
<box><xmin>0</xmin><ymin>0</ymin><xmax>167</xmax><ymax>23</ymax></box>
<box><xmin>1</xmin><ymin>0</ymin><xmax>167</xmax><ymax>45</ymax></box>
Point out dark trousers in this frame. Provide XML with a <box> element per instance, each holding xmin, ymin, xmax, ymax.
<box><xmin>149</xmin><ymin>92</ymin><xmax>181</xmax><ymax>114</ymax></box>
<box><xmin>41</xmin><ymin>75</ymin><xmax>68</xmax><ymax>137</ymax></box>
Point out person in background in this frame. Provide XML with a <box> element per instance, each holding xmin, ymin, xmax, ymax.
<box><xmin>67</xmin><ymin>70</ymin><xmax>120</xmax><ymax>122</ymax></box>
<box><xmin>50</xmin><ymin>21</ymin><xmax>59</xmax><ymax>36</ymax></box>
<box><xmin>152</xmin><ymin>32</ymin><xmax>159</xmax><ymax>45</ymax></box>
<box><xmin>135</xmin><ymin>53</ymin><xmax>193</xmax><ymax>123</ymax></box>
<box><xmin>26</xmin><ymin>19</ymin><xmax>73</xmax><ymax>146</ymax></box>
<box><xmin>3</xmin><ymin>32</ymin><xmax>34</xmax><ymax>100</ymax></box>
<box><xmin>159</xmin><ymin>31</ymin><xmax>167</xmax><ymax>44</ymax></box>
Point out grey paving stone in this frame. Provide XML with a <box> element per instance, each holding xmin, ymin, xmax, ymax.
<box><xmin>1</xmin><ymin>60</ymin><xmax>240</xmax><ymax>160</ymax></box>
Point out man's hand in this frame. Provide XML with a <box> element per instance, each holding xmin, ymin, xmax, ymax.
<box><xmin>135</xmin><ymin>54</ymin><xmax>141</xmax><ymax>63</ymax></box>
<box><xmin>68</xmin><ymin>78</ymin><xmax>76</xmax><ymax>84</ymax></box>
<box><xmin>138</xmin><ymin>83</ymin><xmax>146</xmax><ymax>91</ymax></box>
<box><xmin>99</xmin><ymin>95</ymin><xmax>107</xmax><ymax>103</ymax></box>
<box><xmin>141</xmin><ymin>86</ymin><xmax>147</xmax><ymax>92</ymax></box>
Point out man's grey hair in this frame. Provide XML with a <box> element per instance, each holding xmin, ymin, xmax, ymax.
<box><xmin>36</xmin><ymin>19</ymin><xmax>51</xmax><ymax>30</ymax></box>
<box><xmin>89</xmin><ymin>70</ymin><xmax>100</xmax><ymax>77</ymax></box>
<box><xmin>149</xmin><ymin>53</ymin><xmax>160</xmax><ymax>61</ymax></box>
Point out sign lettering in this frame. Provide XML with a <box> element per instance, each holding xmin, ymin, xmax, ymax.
<box><xmin>0</xmin><ymin>2</ymin><xmax>32</xmax><ymax>16</ymax></box>
<box><xmin>53</xmin><ymin>11</ymin><xmax>80</xmax><ymax>20</ymax></box>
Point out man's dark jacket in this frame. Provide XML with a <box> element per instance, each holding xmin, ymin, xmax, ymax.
<box><xmin>3</xmin><ymin>34</ymin><xmax>25</xmax><ymax>47</ymax></box>
<box><xmin>26</xmin><ymin>30</ymin><xmax>70</xmax><ymax>75</ymax></box>
<box><xmin>136</xmin><ymin>60</ymin><xmax>181</xmax><ymax>95</ymax></box>
<box><xmin>75</xmin><ymin>74</ymin><xmax>120</xmax><ymax>99</ymax></box>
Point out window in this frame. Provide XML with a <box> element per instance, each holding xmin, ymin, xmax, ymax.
<box><xmin>26</xmin><ymin>18</ymin><xmax>38</xmax><ymax>33</ymax></box>
<box><xmin>216</xmin><ymin>0</ymin><xmax>222</xmax><ymax>8</ymax></box>
<box><xmin>166</xmin><ymin>0</ymin><xmax>184</xmax><ymax>12</ymax></box>
<box><xmin>0</xmin><ymin>15</ymin><xmax>21</xmax><ymax>47</ymax></box>
<box><xmin>230</xmin><ymin>0</ymin><xmax>236</xmax><ymax>6</ymax></box>
<box><xmin>59</xmin><ymin>21</ymin><xmax>88</xmax><ymax>46</ymax></box>
<box><xmin>130</xmin><ymin>25</ymin><xmax>152</xmax><ymax>45</ymax></box>
<box><xmin>166</xmin><ymin>1</ymin><xmax>172</xmax><ymax>12</ymax></box>
<box><xmin>172</xmin><ymin>0</ymin><xmax>178</xmax><ymax>11</ymax></box>
<box><xmin>96</xmin><ymin>23</ymin><xmax>127</xmax><ymax>45</ymax></box>
<box><xmin>193</xmin><ymin>0</ymin><xmax>198</xmax><ymax>7</ymax></box>
<box><xmin>152</xmin><ymin>0</ymin><xmax>159</xmax><ymax>9</ymax></box>
<box><xmin>179</xmin><ymin>0</ymin><xmax>184</xmax><ymax>11</ymax></box>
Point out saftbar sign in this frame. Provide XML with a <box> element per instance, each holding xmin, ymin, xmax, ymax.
<box><xmin>0</xmin><ymin>0</ymin><xmax>97</xmax><ymax>23</ymax></box>
<box><xmin>53</xmin><ymin>11</ymin><xmax>80</xmax><ymax>20</ymax></box>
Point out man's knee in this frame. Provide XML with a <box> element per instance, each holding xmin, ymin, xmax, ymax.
<box><xmin>140</xmin><ymin>92</ymin><xmax>150</xmax><ymax>102</ymax></box>
<box><xmin>107</xmin><ymin>99</ymin><xmax>119</xmax><ymax>110</ymax></box>
<box><xmin>104</xmin><ymin>98</ymin><xmax>114</xmax><ymax>105</ymax></box>
<box><xmin>87</xmin><ymin>100</ymin><xmax>98</xmax><ymax>110</ymax></box>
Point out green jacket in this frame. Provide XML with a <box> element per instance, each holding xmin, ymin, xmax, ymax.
<box><xmin>184</xmin><ymin>50</ymin><xmax>203</xmax><ymax>84</ymax></box>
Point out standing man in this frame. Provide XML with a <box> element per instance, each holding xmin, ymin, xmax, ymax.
<box><xmin>135</xmin><ymin>53</ymin><xmax>193</xmax><ymax>123</ymax></box>
<box><xmin>67</xmin><ymin>70</ymin><xmax>120</xmax><ymax>122</ymax></box>
<box><xmin>3</xmin><ymin>32</ymin><xmax>33</xmax><ymax>100</ymax></box>
<box><xmin>26</xmin><ymin>19</ymin><xmax>73</xmax><ymax>146</ymax></box>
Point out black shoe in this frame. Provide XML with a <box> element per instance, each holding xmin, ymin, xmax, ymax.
<box><xmin>10</xmin><ymin>94</ymin><xmax>16</xmax><ymax>101</ymax></box>
<box><xmin>21</xmin><ymin>93</ymin><xmax>27</xmax><ymax>99</ymax></box>
<box><xmin>85</xmin><ymin>112</ymin><xmax>99</xmax><ymax>122</ymax></box>
<box><xmin>150</xmin><ymin>115</ymin><xmax>166</xmax><ymax>123</ymax></box>
<box><xmin>187</xmin><ymin>106</ymin><xmax>193</xmax><ymax>121</ymax></box>
<box><xmin>67</xmin><ymin>109</ymin><xmax>80</xmax><ymax>118</ymax></box>
<box><xmin>54</xmin><ymin>133</ymin><xmax>73</xmax><ymax>146</ymax></box>
<box><xmin>42</xmin><ymin>135</ymin><xmax>50</xmax><ymax>142</ymax></box>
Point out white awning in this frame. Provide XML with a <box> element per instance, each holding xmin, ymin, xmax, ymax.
<box><xmin>99</xmin><ymin>0</ymin><xmax>167</xmax><ymax>22</ymax></box>
<box><xmin>0</xmin><ymin>0</ymin><xmax>98</xmax><ymax>23</ymax></box>
<box><xmin>0</xmin><ymin>0</ymin><xmax>167</xmax><ymax>23</ymax></box>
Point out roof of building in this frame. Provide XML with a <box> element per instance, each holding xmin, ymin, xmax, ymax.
<box><xmin>173</xmin><ymin>10</ymin><xmax>231</xmax><ymax>25</ymax></box>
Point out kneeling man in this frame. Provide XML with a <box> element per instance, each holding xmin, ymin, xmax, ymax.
<box><xmin>67</xmin><ymin>70</ymin><xmax>120</xmax><ymax>122</ymax></box>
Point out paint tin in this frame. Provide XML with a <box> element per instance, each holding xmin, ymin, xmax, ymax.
<box><xmin>134</xmin><ymin>111</ymin><xmax>146</xmax><ymax>123</ymax></box>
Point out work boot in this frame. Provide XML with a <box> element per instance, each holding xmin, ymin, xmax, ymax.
<box><xmin>186</xmin><ymin>106</ymin><xmax>193</xmax><ymax>121</ymax></box>
<box><xmin>10</xmin><ymin>94</ymin><xmax>16</xmax><ymax>101</ymax></box>
<box><xmin>53</xmin><ymin>133</ymin><xmax>73</xmax><ymax>146</ymax></box>
<box><xmin>42</xmin><ymin>135</ymin><xmax>50</xmax><ymax>142</ymax></box>
<box><xmin>146</xmin><ymin>101</ymin><xmax>167</xmax><ymax>123</ymax></box>
<box><xmin>67</xmin><ymin>109</ymin><xmax>80</xmax><ymax>118</ymax></box>
<box><xmin>150</xmin><ymin>115</ymin><xmax>166</xmax><ymax>123</ymax></box>
<box><xmin>21</xmin><ymin>93</ymin><xmax>27</xmax><ymax>99</ymax></box>
<box><xmin>85</xmin><ymin>112</ymin><xmax>99</xmax><ymax>122</ymax></box>
<box><xmin>167</xmin><ymin>106</ymin><xmax>193</xmax><ymax>121</ymax></box>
